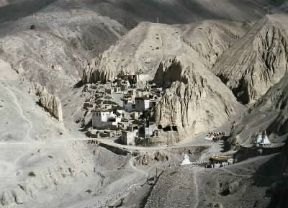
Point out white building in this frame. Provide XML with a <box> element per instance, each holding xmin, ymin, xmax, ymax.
<box><xmin>135</xmin><ymin>97</ymin><xmax>150</xmax><ymax>112</ymax></box>
<box><xmin>92</xmin><ymin>110</ymin><xmax>120</xmax><ymax>129</ymax></box>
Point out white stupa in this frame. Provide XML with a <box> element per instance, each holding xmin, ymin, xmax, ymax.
<box><xmin>181</xmin><ymin>154</ymin><xmax>192</xmax><ymax>165</ymax></box>
<box><xmin>255</xmin><ymin>131</ymin><xmax>271</xmax><ymax>145</ymax></box>
<box><xmin>260</xmin><ymin>133</ymin><xmax>271</xmax><ymax>145</ymax></box>
<box><xmin>256</xmin><ymin>134</ymin><xmax>263</xmax><ymax>144</ymax></box>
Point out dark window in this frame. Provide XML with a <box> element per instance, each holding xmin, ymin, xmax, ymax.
<box><xmin>163</xmin><ymin>126</ymin><xmax>172</xmax><ymax>132</ymax></box>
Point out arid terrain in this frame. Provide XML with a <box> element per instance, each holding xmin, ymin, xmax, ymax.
<box><xmin>0</xmin><ymin>0</ymin><xmax>288</xmax><ymax>208</ymax></box>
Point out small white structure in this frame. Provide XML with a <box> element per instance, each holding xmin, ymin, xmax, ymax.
<box><xmin>255</xmin><ymin>131</ymin><xmax>271</xmax><ymax>146</ymax></box>
<box><xmin>122</xmin><ymin>130</ymin><xmax>137</xmax><ymax>145</ymax></box>
<box><xmin>92</xmin><ymin>110</ymin><xmax>120</xmax><ymax>129</ymax></box>
<box><xmin>256</xmin><ymin>134</ymin><xmax>263</xmax><ymax>144</ymax></box>
<box><xmin>214</xmin><ymin>163</ymin><xmax>221</xmax><ymax>168</ymax></box>
<box><xmin>115</xmin><ymin>109</ymin><xmax>124</xmax><ymax>117</ymax></box>
<box><xmin>205</xmin><ymin>135</ymin><xmax>213</xmax><ymax>141</ymax></box>
<box><xmin>261</xmin><ymin>134</ymin><xmax>271</xmax><ymax>145</ymax></box>
<box><xmin>227</xmin><ymin>158</ymin><xmax>234</xmax><ymax>165</ymax></box>
<box><xmin>181</xmin><ymin>154</ymin><xmax>192</xmax><ymax>165</ymax></box>
<box><xmin>135</xmin><ymin>97</ymin><xmax>150</xmax><ymax>112</ymax></box>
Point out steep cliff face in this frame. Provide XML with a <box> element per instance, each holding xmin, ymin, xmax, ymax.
<box><xmin>82</xmin><ymin>20</ymin><xmax>246</xmax><ymax>83</ymax></box>
<box><xmin>232</xmin><ymin>74</ymin><xmax>288</xmax><ymax>145</ymax></box>
<box><xmin>255</xmin><ymin>75</ymin><xmax>288</xmax><ymax>137</ymax></box>
<box><xmin>213</xmin><ymin>14</ymin><xmax>288</xmax><ymax>104</ymax></box>
<box><xmin>154</xmin><ymin>57</ymin><xmax>243</xmax><ymax>136</ymax></box>
<box><xmin>33</xmin><ymin>83</ymin><xmax>63</xmax><ymax>122</ymax></box>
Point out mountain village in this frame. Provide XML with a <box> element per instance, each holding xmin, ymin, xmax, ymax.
<box><xmin>83</xmin><ymin>73</ymin><xmax>166</xmax><ymax>146</ymax></box>
<box><xmin>81</xmin><ymin>72</ymin><xmax>279</xmax><ymax>170</ymax></box>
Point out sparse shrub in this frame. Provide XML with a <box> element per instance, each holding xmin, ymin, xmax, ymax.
<box><xmin>28</xmin><ymin>171</ymin><xmax>36</xmax><ymax>177</ymax></box>
<box><xmin>85</xmin><ymin>189</ymin><xmax>92</xmax><ymax>194</ymax></box>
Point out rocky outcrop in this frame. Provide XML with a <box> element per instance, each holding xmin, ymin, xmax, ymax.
<box><xmin>213</xmin><ymin>14</ymin><xmax>288</xmax><ymax>104</ymax></box>
<box><xmin>154</xmin><ymin>57</ymin><xmax>243</xmax><ymax>136</ymax></box>
<box><xmin>32</xmin><ymin>83</ymin><xmax>63</xmax><ymax>122</ymax></box>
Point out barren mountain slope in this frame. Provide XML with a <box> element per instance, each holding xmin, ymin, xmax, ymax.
<box><xmin>0</xmin><ymin>0</ymin><xmax>263</xmax><ymax>129</ymax></box>
<box><xmin>82</xmin><ymin>20</ymin><xmax>247</xmax><ymax>83</ymax></box>
<box><xmin>0</xmin><ymin>8</ymin><xmax>125</xmax><ymax>95</ymax></box>
<box><xmin>231</xmin><ymin>74</ymin><xmax>288</xmax><ymax>145</ymax></box>
<box><xmin>213</xmin><ymin>14</ymin><xmax>288</xmax><ymax>104</ymax></box>
<box><xmin>0</xmin><ymin>81</ymin><xmax>142</xmax><ymax>208</ymax></box>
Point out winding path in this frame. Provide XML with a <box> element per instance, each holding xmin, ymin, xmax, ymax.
<box><xmin>193</xmin><ymin>168</ymin><xmax>200</xmax><ymax>208</ymax></box>
<box><xmin>2</xmin><ymin>84</ymin><xmax>33</xmax><ymax>140</ymax></box>
<box><xmin>219</xmin><ymin>167</ymin><xmax>253</xmax><ymax>178</ymax></box>
<box><xmin>128</xmin><ymin>157</ymin><xmax>148</xmax><ymax>177</ymax></box>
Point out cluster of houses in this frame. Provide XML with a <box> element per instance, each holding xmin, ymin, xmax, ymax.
<box><xmin>89</xmin><ymin>73</ymin><xmax>163</xmax><ymax>146</ymax></box>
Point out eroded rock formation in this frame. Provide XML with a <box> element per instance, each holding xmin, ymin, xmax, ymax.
<box><xmin>213</xmin><ymin>14</ymin><xmax>288</xmax><ymax>104</ymax></box>
<box><xmin>32</xmin><ymin>83</ymin><xmax>63</xmax><ymax>122</ymax></box>
<box><xmin>154</xmin><ymin>57</ymin><xmax>243</xmax><ymax>136</ymax></box>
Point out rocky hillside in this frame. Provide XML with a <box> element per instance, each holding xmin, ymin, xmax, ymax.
<box><xmin>82</xmin><ymin>20</ymin><xmax>246</xmax><ymax>83</ymax></box>
<box><xmin>0</xmin><ymin>0</ymin><xmax>266</xmax><ymax>130</ymax></box>
<box><xmin>0</xmin><ymin>5</ymin><xmax>125</xmax><ymax>95</ymax></box>
<box><xmin>231</xmin><ymin>73</ymin><xmax>288</xmax><ymax>145</ymax></box>
<box><xmin>154</xmin><ymin>57</ymin><xmax>243</xmax><ymax>136</ymax></box>
<box><xmin>213</xmin><ymin>14</ymin><xmax>288</xmax><ymax>104</ymax></box>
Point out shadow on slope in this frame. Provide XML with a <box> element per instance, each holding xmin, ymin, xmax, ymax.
<box><xmin>88</xmin><ymin>0</ymin><xmax>267</xmax><ymax>27</ymax></box>
<box><xmin>0</xmin><ymin>0</ymin><xmax>57</xmax><ymax>23</ymax></box>
<box><xmin>252</xmin><ymin>142</ymin><xmax>288</xmax><ymax>208</ymax></box>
